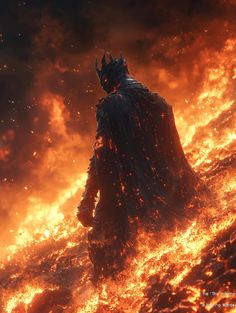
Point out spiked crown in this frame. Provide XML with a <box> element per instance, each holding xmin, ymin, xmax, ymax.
<box><xmin>95</xmin><ymin>53</ymin><xmax>129</xmax><ymax>93</ymax></box>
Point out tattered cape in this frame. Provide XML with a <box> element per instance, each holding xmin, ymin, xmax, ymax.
<box><xmin>93</xmin><ymin>82</ymin><xmax>197</xmax><ymax>219</ymax></box>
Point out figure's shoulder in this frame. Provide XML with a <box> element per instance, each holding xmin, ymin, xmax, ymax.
<box><xmin>96</xmin><ymin>91</ymin><xmax>124</xmax><ymax>112</ymax></box>
<box><xmin>152</xmin><ymin>92</ymin><xmax>172</xmax><ymax>111</ymax></box>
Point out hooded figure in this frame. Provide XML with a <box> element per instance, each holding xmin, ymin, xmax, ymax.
<box><xmin>77</xmin><ymin>54</ymin><xmax>198</xmax><ymax>280</ymax></box>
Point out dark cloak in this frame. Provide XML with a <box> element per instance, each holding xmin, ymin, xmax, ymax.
<box><xmin>89</xmin><ymin>80</ymin><xmax>198</xmax><ymax>222</ymax></box>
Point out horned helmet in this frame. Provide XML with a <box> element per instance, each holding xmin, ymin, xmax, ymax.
<box><xmin>95</xmin><ymin>53</ymin><xmax>129</xmax><ymax>93</ymax></box>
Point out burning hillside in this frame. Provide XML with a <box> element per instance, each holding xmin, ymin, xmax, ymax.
<box><xmin>0</xmin><ymin>36</ymin><xmax>235</xmax><ymax>312</ymax></box>
<box><xmin>0</xmin><ymin>1</ymin><xmax>235</xmax><ymax>312</ymax></box>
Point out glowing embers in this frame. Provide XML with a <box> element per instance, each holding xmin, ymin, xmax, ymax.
<box><xmin>6</xmin><ymin>173</ymin><xmax>87</xmax><ymax>259</ymax></box>
<box><xmin>5</xmin><ymin>285</ymin><xmax>44</xmax><ymax>313</ymax></box>
<box><xmin>176</xmin><ymin>38</ymin><xmax>236</xmax><ymax>153</ymax></box>
<box><xmin>0</xmin><ymin>129</ymin><xmax>15</xmax><ymax>161</ymax></box>
<box><xmin>120</xmin><ymin>181</ymin><xmax>125</xmax><ymax>193</ymax></box>
<box><xmin>4</xmin><ymin>285</ymin><xmax>72</xmax><ymax>313</ymax></box>
<box><xmin>94</xmin><ymin>136</ymin><xmax>105</xmax><ymax>150</ymax></box>
<box><xmin>0</xmin><ymin>37</ymin><xmax>235</xmax><ymax>313</ymax></box>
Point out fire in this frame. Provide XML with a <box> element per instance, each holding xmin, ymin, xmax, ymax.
<box><xmin>175</xmin><ymin>39</ymin><xmax>236</xmax><ymax>152</ymax></box>
<box><xmin>6</xmin><ymin>172</ymin><xmax>87</xmax><ymax>258</ymax></box>
<box><xmin>0</xmin><ymin>37</ymin><xmax>235</xmax><ymax>312</ymax></box>
<box><xmin>4</xmin><ymin>285</ymin><xmax>44</xmax><ymax>313</ymax></box>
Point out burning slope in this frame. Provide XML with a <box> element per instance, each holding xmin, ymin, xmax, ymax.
<box><xmin>0</xmin><ymin>38</ymin><xmax>235</xmax><ymax>313</ymax></box>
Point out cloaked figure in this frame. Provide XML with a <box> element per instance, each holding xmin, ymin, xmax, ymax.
<box><xmin>77</xmin><ymin>54</ymin><xmax>198</xmax><ymax>280</ymax></box>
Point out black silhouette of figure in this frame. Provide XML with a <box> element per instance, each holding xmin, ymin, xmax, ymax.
<box><xmin>77</xmin><ymin>54</ymin><xmax>197</xmax><ymax>280</ymax></box>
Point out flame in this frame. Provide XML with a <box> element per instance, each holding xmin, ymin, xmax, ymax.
<box><xmin>5</xmin><ymin>285</ymin><xmax>44</xmax><ymax>313</ymax></box>
<box><xmin>7</xmin><ymin>172</ymin><xmax>87</xmax><ymax>258</ymax></box>
<box><xmin>0</xmin><ymin>37</ymin><xmax>235</xmax><ymax>312</ymax></box>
